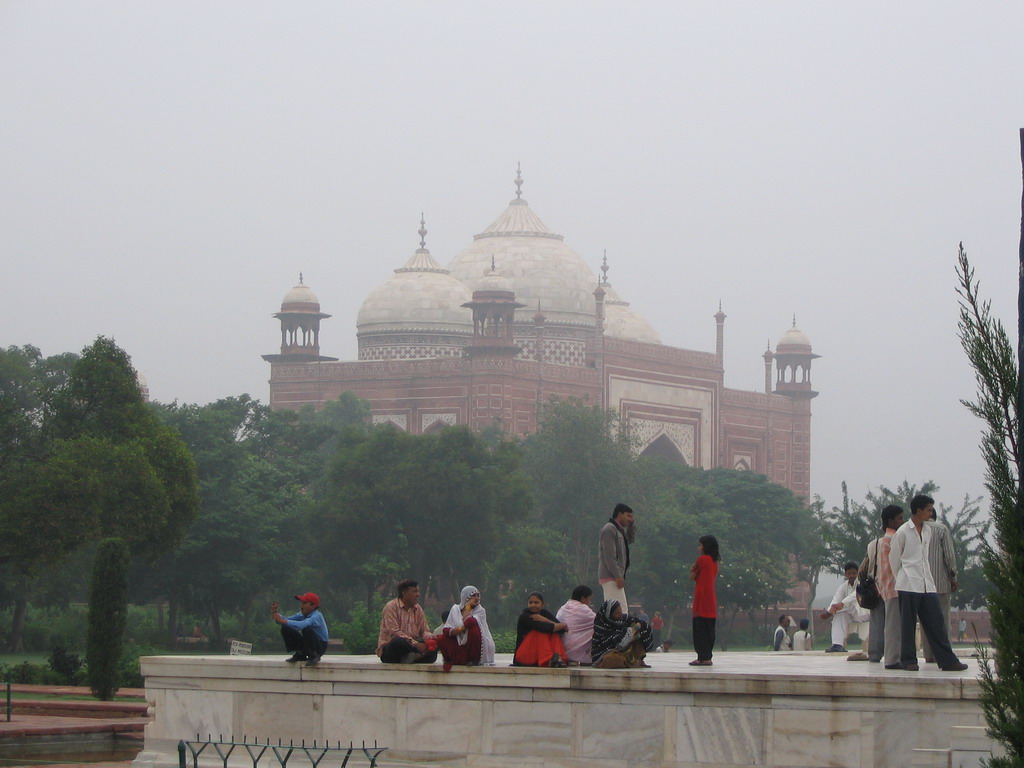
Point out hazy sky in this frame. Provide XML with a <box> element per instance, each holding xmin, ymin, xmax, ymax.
<box><xmin>3</xmin><ymin>2</ymin><xmax>1022</xmax><ymax>515</ymax></box>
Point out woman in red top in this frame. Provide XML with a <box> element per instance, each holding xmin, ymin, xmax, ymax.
<box><xmin>689</xmin><ymin>534</ymin><xmax>720</xmax><ymax>666</ymax></box>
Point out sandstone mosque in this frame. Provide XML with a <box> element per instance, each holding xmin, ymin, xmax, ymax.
<box><xmin>263</xmin><ymin>169</ymin><xmax>819</xmax><ymax>499</ymax></box>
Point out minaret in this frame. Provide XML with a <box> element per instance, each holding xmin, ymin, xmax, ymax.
<box><xmin>773</xmin><ymin>316</ymin><xmax>819</xmax><ymax>399</ymax></box>
<box><xmin>715</xmin><ymin>302</ymin><xmax>727</xmax><ymax>363</ymax></box>
<box><xmin>262</xmin><ymin>274</ymin><xmax>337</xmax><ymax>364</ymax></box>
<box><xmin>462</xmin><ymin>257</ymin><xmax>524</xmax><ymax>358</ymax></box>
<box><xmin>763</xmin><ymin>342</ymin><xmax>774</xmax><ymax>394</ymax></box>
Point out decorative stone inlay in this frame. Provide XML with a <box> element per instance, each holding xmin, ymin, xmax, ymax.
<box><xmin>359</xmin><ymin>345</ymin><xmax>465</xmax><ymax>361</ymax></box>
<box><xmin>372</xmin><ymin>414</ymin><xmax>407</xmax><ymax>430</ymax></box>
<box><xmin>632</xmin><ymin>419</ymin><xmax>695</xmax><ymax>464</ymax></box>
<box><xmin>519</xmin><ymin>339</ymin><xmax>584</xmax><ymax>367</ymax></box>
<box><xmin>422</xmin><ymin>413</ymin><xmax>457</xmax><ymax>432</ymax></box>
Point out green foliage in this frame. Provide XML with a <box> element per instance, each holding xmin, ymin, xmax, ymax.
<box><xmin>0</xmin><ymin>660</ymin><xmax>57</xmax><ymax>684</ymax></box>
<box><xmin>956</xmin><ymin>244</ymin><xmax>1024</xmax><ymax>766</ymax></box>
<box><xmin>522</xmin><ymin>398</ymin><xmax>638</xmax><ymax>583</ymax></box>
<box><xmin>0</xmin><ymin>338</ymin><xmax>199</xmax><ymax>575</ymax></box>
<box><xmin>87</xmin><ymin>538</ymin><xmax>130</xmax><ymax>700</ymax></box>
<box><xmin>333</xmin><ymin>596</ymin><xmax>385</xmax><ymax>654</ymax></box>
<box><xmin>491</xmin><ymin>630</ymin><xmax>517</xmax><ymax>654</ymax></box>
<box><xmin>316</xmin><ymin>424</ymin><xmax>530</xmax><ymax>607</ymax></box>
<box><xmin>47</xmin><ymin>645</ymin><xmax>84</xmax><ymax>685</ymax></box>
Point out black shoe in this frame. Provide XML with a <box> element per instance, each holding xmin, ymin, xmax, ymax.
<box><xmin>286</xmin><ymin>653</ymin><xmax>307</xmax><ymax>663</ymax></box>
<box><xmin>903</xmin><ymin>663</ymin><xmax>919</xmax><ymax>671</ymax></box>
<box><xmin>825</xmin><ymin>645</ymin><xmax>847</xmax><ymax>653</ymax></box>
<box><xmin>940</xmin><ymin>662</ymin><xmax>968</xmax><ymax>672</ymax></box>
<box><xmin>884</xmin><ymin>663</ymin><xmax>903</xmax><ymax>670</ymax></box>
<box><xmin>304</xmin><ymin>655</ymin><xmax>321</xmax><ymax>667</ymax></box>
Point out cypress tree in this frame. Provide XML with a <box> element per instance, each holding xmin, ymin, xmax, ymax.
<box><xmin>87</xmin><ymin>537</ymin><xmax>130</xmax><ymax>700</ymax></box>
<box><xmin>957</xmin><ymin>236</ymin><xmax>1024</xmax><ymax>766</ymax></box>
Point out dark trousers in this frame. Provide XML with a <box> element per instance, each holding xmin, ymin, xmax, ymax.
<box><xmin>693</xmin><ymin>616</ymin><xmax>716</xmax><ymax>661</ymax></box>
<box><xmin>281</xmin><ymin>625</ymin><xmax>327</xmax><ymax>660</ymax></box>
<box><xmin>898</xmin><ymin>590</ymin><xmax>959</xmax><ymax>668</ymax></box>
<box><xmin>379</xmin><ymin>637</ymin><xmax>439</xmax><ymax>664</ymax></box>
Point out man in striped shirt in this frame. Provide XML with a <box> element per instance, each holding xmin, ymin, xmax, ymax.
<box><xmin>921</xmin><ymin>507</ymin><xmax>958</xmax><ymax>663</ymax></box>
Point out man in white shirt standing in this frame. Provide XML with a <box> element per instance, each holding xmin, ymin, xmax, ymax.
<box><xmin>888</xmin><ymin>494</ymin><xmax>968</xmax><ymax>672</ymax></box>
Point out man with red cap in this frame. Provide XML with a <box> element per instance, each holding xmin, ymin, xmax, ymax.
<box><xmin>271</xmin><ymin>592</ymin><xmax>329</xmax><ymax>666</ymax></box>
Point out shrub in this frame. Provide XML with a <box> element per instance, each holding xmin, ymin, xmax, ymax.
<box><xmin>334</xmin><ymin>598</ymin><xmax>385</xmax><ymax>655</ymax></box>
<box><xmin>491</xmin><ymin>630</ymin><xmax>517</xmax><ymax>654</ymax></box>
<box><xmin>48</xmin><ymin>646</ymin><xmax>85</xmax><ymax>685</ymax></box>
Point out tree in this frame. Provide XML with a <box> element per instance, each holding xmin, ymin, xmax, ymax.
<box><xmin>0</xmin><ymin>338</ymin><xmax>199</xmax><ymax>568</ymax></box>
<box><xmin>521</xmin><ymin>398</ymin><xmax>638</xmax><ymax>583</ymax></box>
<box><xmin>0</xmin><ymin>338</ymin><xmax>198</xmax><ymax>650</ymax></box>
<box><xmin>139</xmin><ymin>395</ymin><xmax>332</xmax><ymax>645</ymax></box>
<box><xmin>87</xmin><ymin>538</ymin><xmax>130</xmax><ymax>700</ymax></box>
<box><xmin>315</xmin><ymin>424</ymin><xmax>531</xmax><ymax>611</ymax></box>
<box><xmin>957</xmin><ymin>241</ymin><xmax>1024</xmax><ymax>767</ymax></box>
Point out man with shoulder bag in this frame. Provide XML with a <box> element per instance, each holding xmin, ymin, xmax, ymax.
<box><xmin>862</xmin><ymin>505</ymin><xmax>903</xmax><ymax>667</ymax></box>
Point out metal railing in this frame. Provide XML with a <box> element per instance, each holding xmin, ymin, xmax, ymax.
<box><xmin>178</xmin><ymin>735</ymin><xmax>388</xmax><ymax>768</ymax></box>
<box><xmin>3</xmin><ymin>681</ymin><xmax>10</xmax><ymax>722</ymax></box>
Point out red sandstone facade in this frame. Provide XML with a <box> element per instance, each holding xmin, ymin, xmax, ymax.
<box><xmin>264</xmin><ymin>177</ymin><xmax>818</xmax><ymax>499</ymax></box>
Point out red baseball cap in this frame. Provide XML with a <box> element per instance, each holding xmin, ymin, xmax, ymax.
<box><xmin>294</xmin><ymin>592</ymin><xmax>320</xmax><ymax>608</ymax></box>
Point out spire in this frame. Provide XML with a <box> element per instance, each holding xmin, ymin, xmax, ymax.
<box><xmin>395</xmin><ymin>212</ymin><xmax>447</xmax><ymax>273</ymax></box>
<box><xmin>792</xmin><ymin>313</ymin><xmax>797</xmax><ymax>327</ymax></box>
<box><xmin>514</xmin><ymin>162</ymin><xmax>524</xmax><ymax>200</ymax></box>
<box><xmin>601</xmin><ymin>250</ymin><xmax>609</xmax><ymax>285</ymax></box>
<box><xmin>299</xmin><ymin>272</ymin><xmax>304</xmax><ymax>284</ymax></box>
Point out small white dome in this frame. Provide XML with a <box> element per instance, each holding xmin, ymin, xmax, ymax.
<box><xmin>777</xmin><ymin>324</ymin><xmax>812</xmax><ymax>350</ymax></box>
<box><xmin>357</xmin><ymin>248</ymin><xmax>473</xmax><ymax>334</ymax></box>
<box><xmin>601</xmin><ymin>283</ymin><xmax>661</xmax><ymax>344</ymax></box>
<box><xmin>283</xmin><ymin>284</ymin><xmax>317</xmax><ymax>304</ymax></box>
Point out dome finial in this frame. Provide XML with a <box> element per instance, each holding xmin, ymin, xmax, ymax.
<box><xmin>514</xmin><ymin>162</ymin><xmax>523</xmax><ymax>199</ymax></box>
<box><xmin>601</xmin><ymin>250</ymin><xmax>609</xmax><ymax>284</ymax></box>
<box><xmin>490</xmin><ymin>254</ymin><xmax>497</xmax><ymax>272</ymax></box>
<box><xmin>418</xmin><ymin>213</ymin><xmax>428</xmax><ymax>251</ymax></box>
<box><xmin>299</xmin><ymin>272</ymin><xmax>304</xmax><ymax>284</ymax></box>
<box><xmin>792</xmin><ymin>313</ymin><xmax>797</xmax><ymax>328</ymax></box>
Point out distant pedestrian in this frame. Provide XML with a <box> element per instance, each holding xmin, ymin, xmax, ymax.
<box><xmin>651</xmin><ymin>611</ymin><xmax>665</xmax><ymax>648</ymax></box>
<box><xmin>773</xmin><ymin>615</ymin><xmax>792</xmax><ymax>651</ymax></box>
<box><xmin>598</xmin><ymin>503</ymin><xmax>636</xmax><ymax>609</ymax></box>
<box><xmin>792</xmin><ymin>618</ymin><xmax>812</xmax><ymax>650</ymax></box>
<box><xmin>689</xmin><ymin>534</ymin><xmax>719</xmax><ymax>666</ymax></box>
<box><xmin>958</xmin><ymin>618</ymin><xmax>967</xmax><ymax>643</ymax></box>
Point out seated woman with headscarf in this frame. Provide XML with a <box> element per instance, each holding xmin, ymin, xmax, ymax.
<box><xmin>591</xmin><ymin>599</ymin><xmax>654</xmax><ymax>669</ymax></box>
<box><xmin>512</xmin><ymin>592</ymin><xmax>568</xmax><ymax>667</ymax></box>
<box><xmin>437</xmin><ymin>585</ymin><xmax>496</xmax><ymax>671</ymax></box>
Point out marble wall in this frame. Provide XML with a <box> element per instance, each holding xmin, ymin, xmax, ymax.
<box><xmin>136</xmin><ymin>655</ymin><xmax>988</xmax><ymax>768</ymax></box>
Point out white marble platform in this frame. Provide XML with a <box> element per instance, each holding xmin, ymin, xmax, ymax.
<box><xmin>135</xmin><ymin>651</ymin><xmax>991</xmax><ymax>768</ymax></box>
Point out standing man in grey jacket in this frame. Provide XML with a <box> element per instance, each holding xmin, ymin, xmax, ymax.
<box><xmin>598</xmin><ymin>503</ymin><xmax>635</xmax><ymax>610</ymax></box>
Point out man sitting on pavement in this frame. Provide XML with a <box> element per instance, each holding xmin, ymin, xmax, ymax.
<box><xmin>271</xmin><ymin>592</ymin><xmax>329</xmax><ymax>667</ymax></box>
<box><xmin>819</xmin><ymin>562</ymin><xmax>871</xmax><ymax>653</ymax></box>
<box><xmin>377</xmin><ymin>579</ymin><xmax>439</xmax><ymax>664</ymax></box>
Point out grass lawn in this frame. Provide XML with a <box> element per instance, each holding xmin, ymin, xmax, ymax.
<box><xmin>0</xmin><ymin>652</ymin><xmax>50</xmax><ymax>666</ymax></box>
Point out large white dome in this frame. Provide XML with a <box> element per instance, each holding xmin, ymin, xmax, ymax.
<box><xmin>447</xmin><ymin>176</ymin><xmax>598</xmax><ymax>328</ymax></box>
